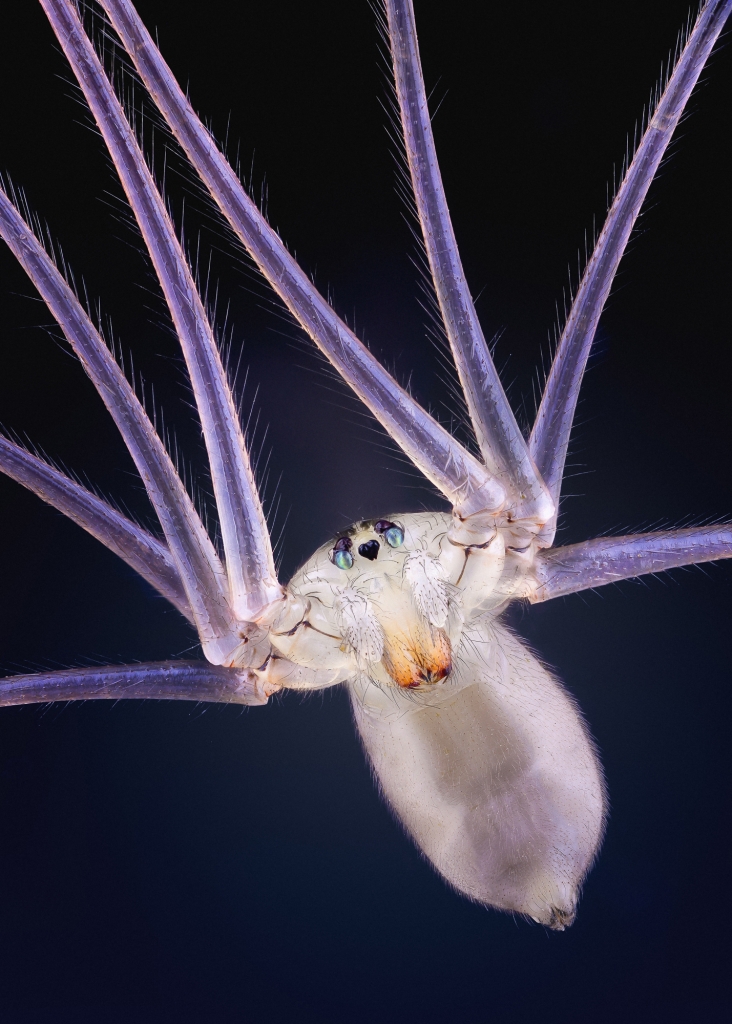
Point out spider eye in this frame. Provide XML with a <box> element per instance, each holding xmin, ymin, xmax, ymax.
<box><xmin>384</xmin><ymin>526</ymin><xmax>404</xmax><ymax>548</ymax></box>
<box><xmin>331</xmin><ymin>536</ymin><xmax>354</xmax><ymax>570</ymax></box>
<box><xmin>374</xmin><ymin>520</ymin><xmax>404</xmax><ymax>548</ymax></box>
<box><xmin>358</xmin><ymin>539</ymin><xmax>380</xmax><ymax>561</ymax></box>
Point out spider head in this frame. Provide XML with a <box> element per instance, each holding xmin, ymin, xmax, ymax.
<box><xmin>269</xmin><ymin>512</ymin><xmax>508</xmax><ymax>690</ymax></box>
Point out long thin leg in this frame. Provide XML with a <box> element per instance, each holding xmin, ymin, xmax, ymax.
<box><xmin>383</xmin><ymin>0</ymin><xmax>552</xmax><ymax>527</ymax></box>
<box><xmin>532</xmin><ymin>526</ymin><xmax>732</xmax><ymax>602</ymax></box>
<box><xmin>41</xmin><ymin>0</ymin><xmax>281</xmax><ymax>624</ymax></box>
<box><xmin>529</xmin><ymin>0</ymin><xmax>732</xmax><ymax>544</ymax></box>
<box><xmin>0</xmin><ymin>435</ymin><xmax>193</xmax><ymax>622</ymax></box>
<box><xmin>0</xmin><ymin>661</ymin><xmax>269</xmax><ymax>707</ymax></box>
<box><xmin>0</xmin><ymin>186</ymin><xmax>236</xmax><ymax>661</ymax></box>
<box><xmin>96</xmin><ymin>0</ymin><xmax>506</xmax><ymax>518</ymax></box>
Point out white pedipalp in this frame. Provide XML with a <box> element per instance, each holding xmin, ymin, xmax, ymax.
<box><xmin>403</xmin><ymin>550</ymin><xmax>450</xmax><ymax>628</ymax></box>
<box><xmin>333</xmin><ymin>587</ymin><xmax>385</xmax><ymax>665</ymax></box>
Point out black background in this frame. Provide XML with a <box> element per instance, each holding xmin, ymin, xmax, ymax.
<box><xmin>0</xmin><ymin>2</ymin><xmax>731</xmax><ymax>1022</ymax></box>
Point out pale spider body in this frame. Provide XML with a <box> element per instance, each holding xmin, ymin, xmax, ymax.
<box><xmin>0</xmin><ymin>0</ymin><xmax>730</xmax><ymax>930</ymax></box>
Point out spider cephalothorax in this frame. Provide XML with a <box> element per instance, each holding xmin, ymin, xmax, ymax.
<box><xmin>251</xmin><ymin>509</ymin><xmax>544</xmax><ymax>691</ymax></box>
<box><xmin>0</xmin><ymin>0</ymin><xmax>730</xmax><ymax>929</ymax></box>
<box><xmin>276</xmin><ymin>513</ymin><xmax>462</xmax><ymax>691</ymax></box>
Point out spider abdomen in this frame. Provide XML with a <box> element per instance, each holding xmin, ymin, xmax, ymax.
<box><xmin>350</xmin><ymin>619</ymin><xmax>606</xmax><ymax>928</ymax></box>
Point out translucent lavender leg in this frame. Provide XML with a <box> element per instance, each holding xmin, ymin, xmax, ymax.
<box><xmin>384</xmin><ymin>0</ymin><xmax>552</xmax><ymax>527</ymax></box>
<box><xmin>0</xmin><ymin>435</ymin><xmax>192</xmax><ymax>622</ymax></box>
<box><xmin>530</xmin><ymin>0</ymin><xmax>732</xmax><ymax>544</ymax></box>
<box><xmin>0</xmin><ymin>186</ymin><xmax>235</xmax><ymax>657</ymax></box>
<box><xmin>97</xmin><ymin>0</ymin><xmax>503</xmax><ymax>517</ymax></box>
<box><xmin>41</xmin><ymin>0</ymin><xmax>282</xmax><ymax>624</ymax></box>
<box><xmin>0</xmin><ymin>662</ymin><xmax>268</xmax><ymax>707</ymax></box>
<box><xmin>532</xmin><ymin>527</ymin><xmax>732</xmax><ymax>601</ymax></box>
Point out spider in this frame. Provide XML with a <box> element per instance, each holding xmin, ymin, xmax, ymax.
<box><xmin>0</xmin><ymin>0</ymin><xmax>730</xmax><ymax>931</ymax></box>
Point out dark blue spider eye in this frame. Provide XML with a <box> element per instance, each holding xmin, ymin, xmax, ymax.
<box><xmin>358</xmin><ymin>539</ymin><xmax>380</xmax><ymax>561</ymax></box>
<box><xmin>331</xmin><ymin>536</ymin><xmax>354</xmax><ymax>570</ymax></box>
<box><xmin>374</xmin><ymin>520</ymin><xmax>404</xmax><ymax>548</ymax></box>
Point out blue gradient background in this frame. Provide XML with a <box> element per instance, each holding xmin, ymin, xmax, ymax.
<box><xmin>0</xmin><ymin>2</ymin><xmax>730</xmax><ymax>1021</ymax></box>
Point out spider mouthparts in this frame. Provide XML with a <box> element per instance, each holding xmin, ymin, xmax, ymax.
<box><xmin>380</xmin><ymin>624</ymin><xmax>452</xmax><ymax>689</ymax></box>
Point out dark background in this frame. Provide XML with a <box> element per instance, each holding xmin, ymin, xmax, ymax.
<box><xmin>0</xmin><ymin>1</ymin><xmax>731</xmax><ymax>1021</ymax></box>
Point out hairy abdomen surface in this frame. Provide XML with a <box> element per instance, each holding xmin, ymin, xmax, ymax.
<box><xmin>350</xmin><ymin>619</ymin><xmax>605</xmax><ymax>928</ymax></box>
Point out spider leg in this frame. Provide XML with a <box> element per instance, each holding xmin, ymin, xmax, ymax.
<box><xmin>382</xmin><ymin>0</ymin><xmax>552</xmax><ymax>527</ymax></box>
<box><xmin>0</xmin><ymin>435</ymin><xmax>193</xmax><ymax>622</ymax></box>
<box><xmin>530</xmin><ymin>0</ymin><xmax>732</xmax><ymax>543</ymax></box>
<box><xmin>40</xmin><ymin>0</ymin><xmax>282</xmax><ymax>625</ymax></box>
<box><xmin>532</xmin><ymin>526</ymin><xmax>732</xmax><ymax>601</ymax></box>
<box><xmin>96</xmin><ymin>0</ymin><xmax>506</xmax><ymax>517</ymax></box>
<box><xmin>0</xmin><ymin>661</ymin><xmax>269</xmax><ymax>707</ymax></box>
<box><xmin>0</xmin><ymin>186</ymin><xmax>236</xmax><ymax>660</ymax></box>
